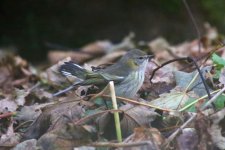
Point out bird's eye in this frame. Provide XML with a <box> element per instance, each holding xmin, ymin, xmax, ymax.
<box><xmin>138</xmin><ymin>56</ymin><xmax>144</xmax><ymax>59</ymax></box>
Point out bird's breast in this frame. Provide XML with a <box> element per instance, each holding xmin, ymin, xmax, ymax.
<box><xmin>114</xmin><ymin>69</ymin><xmax>145</xmax><ymax>98</ymax></box>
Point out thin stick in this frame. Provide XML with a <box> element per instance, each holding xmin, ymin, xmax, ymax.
<box><xmin>109</xmin><ymin>81</ymin><xmax>122</xmax><ymax>142</ymax></box>
<box><xmin>202</xmin><ymin>87</ymin><xmax>225</xmax><ymax>110</ymax></box>
<box><xmin>90</xmin><ymin>141</ymin><xmax>154</xmax><ymax>148</ymax></box>
<box><xmin>150</xmin><ymin>57</ymin><xmax>211</xmax><ymax>100</ymax></box>
<box><xmin>0</xmin><ymin>112</ymin><xmax>16</xmax><ymax>119</ymax></box>
<box><xmin>187</xmin><ymin>57</ymin><xmax>211</xmax><ymax>99</ymax></box>
<box><xmin>179</xmin><ymin>89</ymin><xmax>220</xmax><ymax>112</ymax></box>
<box><xmin>89</xmin><ymin>94</ymin><xmax>173</xmax><ymax>112</ymax></box>
<box><xmin>150</xmin><ymin>58</ymin><xmax>187</xmax><ymax>83</ymax></box>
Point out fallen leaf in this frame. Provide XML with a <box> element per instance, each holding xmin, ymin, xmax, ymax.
<box><xmin>96</xmin><ymin>105</ymin><xmax>159</xmax><ymax>139</ymax></box>
<box><xmin>86</xmin><ymin>50</ymin><xmax>126</xmax><ymax>67</ymax></box>
<box><xmin>149</xmin><ymin>87</ymin><xmax>198</xmax><ymax>110</ymax></box>
<box><xmin>176</xmin><ymin>128</ymin><xmax>199</xmax><ymax>150</ymax></box>
<box><xmin>37</xmin><ymin>124</ymin><xmax>95</xmax><ymax>150</ymax></box>
<box><xmin>219</xmin><ymin>68</ymin><xmax>225</xmax><ymax>85</ymax></box>
<box><xmin>42</xmin><ymin>57</ymin><xmax>74</xmax><ymax>87</ymax></box>
<box><xmin>123</xmin><ymin>127</ymin><xmax>164</xmax><ymax>150</ymax></box>
<box><xmin>0</xmin><ymin>98</ymin><xmax>17</xmax><ymax>113</ymax></box>
<box><xmin>174</xmin><ymin>66</ymin><xmax>213</xmax><ymax>97</ymax></box>
<box><xmin>12</xmin><ymin>139</ymin><xmax>37</xmax><ymax>150</ymax></box>
<box><xmin>48</xmin><ymin>51</ymin><xmax>92</xmax><ymax>64</ymax></box>
<box><xmin>209</xmin><ymin>108</ymin><xmax>225</xmax><ymax>149</ymax></box>
<box><xmin>14</xmin><ymin>89</ymin><xmax>30</xmax><ymax>106</ymax></box>
<box><xmin>23</xmin><ymin>101</ymin><xmax>84</xmax><ymax>140</ymax></box>
<box><xmin>0</xmin><ymin>122</ymin><xmax>20</xmax><ymax>147</ymax></box>
<box><xmin>15</xmin><ymin>105</ymin><xmax>42</xmax><ymax>122</ymax></box>
<box><xmin>81</xmin><ymin>40</ymin><xmax>112</xmax><ymax>55</ymax></box>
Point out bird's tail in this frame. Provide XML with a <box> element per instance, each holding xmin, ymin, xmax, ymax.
<box><xmin>59</xmin><ymin>61</ymin><xmax>88</xmax><ymax>79</ymax></box>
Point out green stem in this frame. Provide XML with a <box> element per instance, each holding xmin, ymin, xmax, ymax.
<box><xmin>109</xmin><ymin>81</ymin><xmax>122</xmax><ymax>142</ymax></box>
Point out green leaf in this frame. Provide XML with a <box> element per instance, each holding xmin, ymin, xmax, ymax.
<box><xmin>183</xmin><ymin>94</ymin><xmax>225</xmax><ymax>112</ymax></box>
<box><xmin>214</xmin><ymin>94</ymin><xmax>225</xmax><ymax>109</ymax></box>
<box><xmin>94</xmin><ymin>97</ymin><xmax>113</xmax><ymax>108</ymax></box>
<box><xmin>94</xmin><ymin>97</ymin><xmax>105</xmax><ymax>106</ymax></box>
<box><xmin>211</xmin><ymin>53</ymin><xmax>225</xmax><ymax>69</ymax></box>
<box><xmin>85</xmin><ymin>109</ymin><xmax>101</xmax><ymax>116</ymax></box>
<box><xmin>183</xmin><ymin>98</ymin><xmax>197</xmax><ymax>112</ymax></box>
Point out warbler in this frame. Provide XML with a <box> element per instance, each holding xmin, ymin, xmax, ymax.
<box><xmin>55</xmin><ymin>49</ymin><xmax>153</xmax><ymax>98</ymax></box>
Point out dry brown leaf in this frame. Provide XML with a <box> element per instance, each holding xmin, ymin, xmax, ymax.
<box><xmin>42</xmin><ymin>57</ymin><xmax>73</xmax><ymax>87</ymax></box>
<box><xmin>12</xmin><ymin>139</ymin><xmax>37</xmax><ymax>150</ymax></box>
<box><xmin>96</xmin><ymin>105</ymin><xmax>159</xmax><ymax>139</ymax></box>
<box><xmin>23</xmin><ymin>101</ymin><xmax>84</xmax><ymax>140</ymax></box>
<box><xmin>219</xmin><ymin>68</ymin><xmax>225</xmax><ymax>85</ymax></box>
<box><xmin>123</xmin><ymin>127</ymin><xmax>164</xmax><ymax>150</ymax></box>
<box><xmin>15</xmin><ymin>105</ymin><xmax>42</xmax><ymax>122</ymax></box>
<box><xmin>86</xmin><ymin>50</ymin><xmax>126</xmax><ymax>67</ymax></box>
<box><xmin>194</xmin><ymin>112</ymin><xmax>212</xmax><ymax>149</ymax></box>
<box><xmin>81</xmin><ymin>40</ymin><xmax>112</xmax><ymax>55</ymax></box>
<box><xmin>0</xmin><ymin>122</ymin><xmax>20</xmax><ymax>147</ymax></box>
<box><xmin>37</xmin><ymin>124</ymin><xmax>95</xmax><ymax>150</ymax></box>
<box><xmin>140</xmin><ymin>61</ymin><xmax>176</xmax><ymax>100</ymax></box>
<box><xmin>209</xmin><ymin>108</ymin><xmax>225</xmax><ymax>149</ymax></box>
<box><xmin>0</xmin><ymin>98</ymin><xmax>17</xmax><ymax>113</ymax></box>
<box><xmin>48</xmin><ymin>51</ymin><xmax>92</xmax><ymax>64</ymax></box>
<box><xmin>176</xmin><ymin>128</ymin><xmax>199</xmax><ymax>150</ymax></box>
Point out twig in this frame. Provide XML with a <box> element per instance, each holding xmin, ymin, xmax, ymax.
<box><xmin>74</xmin><ymin>109</ymin><xmax>122</xmax><ymax>125</ymax></box>
<box><xmin>14</xmin><ymin>120</ymin><xmax>34</xmax><ymax>131</ymax></box>
<box><xmin>202</xmin><ymin>87</ymin><xmax>225</xmax><ymax>110</ymax></box>
<box><xmin>187</xmin><ymin>57</ymin><xmax>211</xmax><ymax>99</ymax></box>
<box><xmin>90</xmin><ymin>141</ymin><xmax>154</xmax><ymax>148</ymax></box>
<box><xmin>179</xmin><ymin>89</ymin><xmax>220</xmax><ymax>112</ymax></box>
<box><xmin>0</xmin><ymin>112</ymin><xmax>16</xmax><ymax>119</ymax></box>
<box><xmin>149</xmin><ymin>57</ymin><xmax>211</xmax><ymax>100</ymax></box>
<box><xmin>149</xmin><ymin>58</ymin><xmax>187</xmax><ymax>83</ymax></box>
<box><xmin>88</xmin><ymin>94</ymin><xmax>173</xmax><ymax>112</ymax></box>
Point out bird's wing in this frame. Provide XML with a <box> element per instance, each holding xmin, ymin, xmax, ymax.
<box><xmin>81</xmin><ymin>72</ymin><xmax>124</xmax><ymax>86</ymax></box>
<box><xmin>99</xmin><ymin>73</ymin><xmax>124</xmax><ymax>83</ymax></box>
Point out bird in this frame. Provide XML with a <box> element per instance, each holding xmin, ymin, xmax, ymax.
<box><xmin>54</xmin><ymin>49</ymin><xmax>153</xmax><ymax>98</ymax></box>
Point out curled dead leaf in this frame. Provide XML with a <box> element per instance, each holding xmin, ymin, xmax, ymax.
<box><xmin>48</xmin><ymin>51</ymin><xmax>92</xmax><ymax>64</ymax></box>
<box><xmin>81</xmin><ymin>40</ymin><xmax>112</xmax><ymax>55</ymax></box>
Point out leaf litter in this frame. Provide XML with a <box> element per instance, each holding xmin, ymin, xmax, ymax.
<box><xmin>0</xmin><ymin>24</ymin><xmax>225</xmax><ymax>150</ymax></box>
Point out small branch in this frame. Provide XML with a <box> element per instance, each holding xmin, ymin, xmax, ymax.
<box><xmin>179</xmin><ymin>89</ymin><xmax>220</xmax><ymax>112</ymax></box>
<box><xmin>88</xmin><ymin>94</ymin><xmax>173</xmax><ymax>112</ymax></box>
<box><xmin>0</xmin><ymin>112</ymin><xmax>16</xmax><ymax>119</ymax></box>
<box><xmin>150</xmin><ymin>57</ymin><xmax>211</xmax><ymax>100</ymax></box>
<box><xmin>149</xmin><ymin>58</ymin><xmax>187</xmax><ymax>83</ymax></box>
<box><xmin>187</xmin><ymin>57</ymin><xmax>211</xmax><ymax>99</ymax></box>
<box><xmin>90</xmin><ymin>141</ymin><xmax>154</xmax><ymax>148</ymax></box>
<box><xmin>202</xmin><ymin>87</ymin><xmax>225</xmax><ymax>110</ymax></box>
<box><xmin>74</xmin><ymin>109</ymin><xmax>122</xmax><ymax>125</ymax></box>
